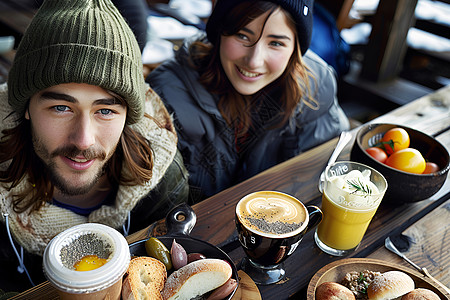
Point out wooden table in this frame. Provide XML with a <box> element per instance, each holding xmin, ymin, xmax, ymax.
<box><xmin>11</xmin><ymin>85</ymin><xmax>450</xmax><ymax>299</ymax></box>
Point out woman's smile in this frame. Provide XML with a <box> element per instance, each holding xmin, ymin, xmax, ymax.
<box><xmin>237</xmin><ymin>66</ymin><xmax>263</xmax><ymax>78</ymax></box>
<box><xmin>220</xmin><ymin>8</ymin><xmax>295</xmax><ymax>95</ymax></box>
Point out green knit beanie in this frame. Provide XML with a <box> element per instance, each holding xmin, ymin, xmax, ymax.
<box><xmin>7</xmin><ymin>0</ymin><xmax>146</xmax><ymax>124</ymax></box>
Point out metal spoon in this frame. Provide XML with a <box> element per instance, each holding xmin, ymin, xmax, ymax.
<box><xmin>318</xmin><ymin>131</ymin><xmax>352</xmax><ymax>193</ymax></box>
<box><xmin>385</xmin><ymin>236</ymin><xmax>450</xmax><ymax>294</ymax></box>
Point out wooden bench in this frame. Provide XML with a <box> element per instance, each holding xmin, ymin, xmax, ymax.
<box><xmin>0</xmin><ymin>0</ymin><xmax>37</xmax><ymax>83</ymax></box>
<box><xmin>335</xmin><ymin>0</ymin><xmax>448</xmax><ymax>113</ymax></box>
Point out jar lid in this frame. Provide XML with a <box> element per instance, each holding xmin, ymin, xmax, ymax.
<box><xmin>43</xmin><ymin>223</ymin><xmax>130</xmax><ymax>293</ymax></box>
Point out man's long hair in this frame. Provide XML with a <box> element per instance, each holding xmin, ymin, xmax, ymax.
<box><xmin>190</xmin><ymin>1</ymin><xmax>318</xmax><ymax>138</ymax></box>
<box><xmin>0</xmin><ymin>103</ymin><xmax>155</xmax><ymax>214</ymax></box>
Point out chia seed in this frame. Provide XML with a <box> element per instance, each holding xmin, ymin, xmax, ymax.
<box><xmin>244</xmin><ymin>216</ymin><xmax>302</xmax><ymax>235</ymax></box>
<box><xmin>60</xmin><ymin>233</ymin><xmax>112</xmax><ymax>269</ymax></box>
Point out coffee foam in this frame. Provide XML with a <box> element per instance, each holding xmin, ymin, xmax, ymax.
<box><xmin>237</xmin><ymin>191</ymin><xmax>307</xmax><ymax>237</ymax></box>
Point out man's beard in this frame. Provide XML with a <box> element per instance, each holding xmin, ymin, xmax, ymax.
<box><xmin>48</xmin><ymin>159</ymin><xmax>106</xmax><ymax>196</ymax></box>
<box><xmin>33</xmin><ymin>136</ymin><xmax>116</xmax><ymax>196</ymax></box>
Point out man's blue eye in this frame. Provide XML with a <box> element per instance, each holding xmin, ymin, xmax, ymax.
<box><xmin>55</xmin><ymin>105</ymin><xmax>67</xmax><ymax>112</ymax></box>
<box><xmin>100</xmin><ymin>109</ymin><xmax>112</xmax><ymax>115</ymax></box>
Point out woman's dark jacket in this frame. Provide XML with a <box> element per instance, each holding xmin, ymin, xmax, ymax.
<box><xmin>147</xmin><ymin>34</ymin><xmax>350</xmax><ymax>201</ymax></box>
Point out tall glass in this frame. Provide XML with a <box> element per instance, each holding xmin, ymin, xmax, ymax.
<box><xmin>314</xmin><ymin>161</ymin><xmax>387</xmax><ymax>256</ymax></box>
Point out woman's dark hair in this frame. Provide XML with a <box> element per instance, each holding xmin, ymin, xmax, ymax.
<box><xmin>190</xmin><ymin>1</ymin><xmax>317</xmax><ymax>137</ymax></box>
<box><xmin>0</xmin><ymin>90</ymin><xmax>155</xmax><ymax>214</ymax></box>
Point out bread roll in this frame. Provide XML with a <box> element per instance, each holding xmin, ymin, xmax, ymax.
<box><xmin>367</xmin><ymin>271</ymin><xmax>415</xmax><ymax>300</ymax></box>
<box><xmin>161</xmin><ymin>258</ymin><xmax>232</xmax><ymax>300</ymax></box>
<box><xmin>401</xmin><ymin>288</ymin><xmax>441</xmax><ymax>300</ymax></box>
<box><xmin>316</xmin><ymin>282</ymin><xmax>356</xmax><ymax>300</ymax></box>
<box><xmin>122</xmin><ymin>256</ymin><xmax>167</xmax><ymax>300</ymax></box>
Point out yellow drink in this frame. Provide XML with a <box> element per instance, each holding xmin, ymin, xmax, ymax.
<box><xmin>314</xmin><ymin>162</ymin><xmax>387</xmax><ymax>256</ymax></box>
<box><xmin>317</xmin><ymin>191</ymin><xmax>379</xmax><ymax>250</ymax></box>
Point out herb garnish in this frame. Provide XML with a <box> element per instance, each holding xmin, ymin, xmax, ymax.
<box><xmin>375</xmin><ymin>139</ymin><xmax>395</xmax><ymax>153</ymax></box>
<box><xmin>358</xmin><ymin>272</ymin><xmax>369</xmax><ymax>294</ymax></box>
<box><xmin>347</xmin><ymin>179</ymin><xmax>372</xmax><ymax>197</ymax></box>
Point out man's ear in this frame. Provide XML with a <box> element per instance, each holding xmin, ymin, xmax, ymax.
<box><xmin>25</xmin><ymin>107</ymin><xmax>30</xmax><ymax>120</ymax></box>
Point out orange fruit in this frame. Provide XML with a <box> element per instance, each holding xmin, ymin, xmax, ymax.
<box><xmin>381</xmin><ymin>128</ymin><xmax>410</xmax><ymax>155</ymax></box>
<box><xmin>385</xmin><ymin>148</ymin><xmax>426</xmax><ymax>174</ymax></box>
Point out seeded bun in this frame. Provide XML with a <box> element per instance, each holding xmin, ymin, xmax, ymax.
<box><xmin>316</xmin><ymin>282</ymin><xmax>356</xmax><ymax>300</ymax></box>
<box><xmin>401</xmin><ymin>288</ymin><xmax>441</xmax><ymax>300</ymax></box>
<box><xmin>367</xmin><ymin>271</ymin><xmax>415</xmax><ymax>300</ymax></box>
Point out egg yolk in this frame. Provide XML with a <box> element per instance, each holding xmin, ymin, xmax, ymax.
<box><xmin>74</xmin><ymin>255</ymin><xmax>107</xmax><ymax>271</ymax></box>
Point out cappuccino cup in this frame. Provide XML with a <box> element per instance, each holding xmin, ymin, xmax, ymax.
<box><xmin>235</xmin><ymin>191</ymin><xmax>322</xmax><ymax>284</ymax></box>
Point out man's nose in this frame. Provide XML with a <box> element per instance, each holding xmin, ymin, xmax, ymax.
<box><xmin>69</xmin><ymin>115</ymin><xmax>96</xmax><ymax>150</ymax></box>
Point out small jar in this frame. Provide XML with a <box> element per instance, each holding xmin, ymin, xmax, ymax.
<box><xmin>43</xmin><ymin>223</ymin><xmax>130</xmax><ymax>300</ymax></box>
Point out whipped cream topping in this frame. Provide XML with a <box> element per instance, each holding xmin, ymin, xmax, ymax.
<box><xmin>326</xmin><ymin>170</ymin><xmax>381</xmax><ymax>209</ymax></box>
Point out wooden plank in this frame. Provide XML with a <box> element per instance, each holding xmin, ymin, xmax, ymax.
<box><xmin>343</xmin><ymin>69</ymin><xmax>433</xmax><ymax>106</ymax></box>
<box><xmin>415</xmin><ymin>19</ymin><xmax>450</xmax><ymax>40</ymax></box>
<box><xmin>372</xmin><ymin>85</ymin><xmax>450</xmax><ymax>136</ymax></box>
<box><xmin>336</xmin><ymin>0</ymin><xmax>356</xmax><ymax>31</ymax></box>
<box><xmin>360</xmin><ymin>0</ymin><xmax>418</xmax><ymax>82</ymax></box>
<box><xmin>368</xmin><ymin>199</ymin><xmax>450</xmax><ymax>286</ymax></box>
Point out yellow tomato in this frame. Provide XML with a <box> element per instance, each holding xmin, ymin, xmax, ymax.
<box><xmin>74</xmin><ymin>255</ymin><xmax>107</xmax><ymax>271</ymax></box>
<box><xmin>381</xmin><ymin>128</ymin><xmax>410</xmax><ymax>155</ymax></box>
<box><xmin>385</xmin><ymin>148</ymin><xmax>426</xmax><ymax>174</ymax></box>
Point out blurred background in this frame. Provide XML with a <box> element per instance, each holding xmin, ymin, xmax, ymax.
<box><xmin>0</xmin><ymin>0</ymin><xmax>449</xmax><ymax>127</ymax></box>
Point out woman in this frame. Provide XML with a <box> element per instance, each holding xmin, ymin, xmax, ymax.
<box><xmin>147</xmin><ymin>0</ymin><xmax>350</xmax><ymax>201</ymax></box>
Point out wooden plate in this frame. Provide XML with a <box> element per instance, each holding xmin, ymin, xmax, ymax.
<box><xmin>306</xmin><ymin>258</ymin><xmax>448</xmax><ymax>299</ymax></box>
<box><xmin>231</xmin><ymin>270</ymin><xmax>262</xmax><ymax>300</ymax></box>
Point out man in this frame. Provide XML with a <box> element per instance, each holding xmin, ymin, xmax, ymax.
<box><xmin>0</xmin><ymin>0</ymin><xmax>188</xmax><ymax>291</ymax></box>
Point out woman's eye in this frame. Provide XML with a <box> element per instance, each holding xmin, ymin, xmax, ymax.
<box><xmin>270</xmin><ymin>41</ymin><xmax>284</xmax><ymax>47</ymax></box>
<box><xmin>236</xmin><ymin>33</ymin><xmax>249</xmax><ymax>41</ymax></box>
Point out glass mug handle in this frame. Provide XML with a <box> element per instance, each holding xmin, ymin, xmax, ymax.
<box><xmin>305</xmin><ymin>205</ymin><xmax>323</xmax><ymax>233</ymax></box>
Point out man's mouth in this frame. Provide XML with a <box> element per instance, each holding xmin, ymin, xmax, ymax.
<box><xmin>61</xmin><ymin>155</ymin><xmax>95</xmax><ymax>171</ymax></box>
<box><xmin>68</xmin><ymin>156</ymin><xmax>91</xmax><ymax>163</ymax></box>
<box><xmin>238</xmin><ymin>67</ymin><xmax>261</xmax><ymax>78</ymax></box>
<box><xmin>53</xmin><ymin>146</ymin><xmax>106</xmax><ymax>164</ymax></box>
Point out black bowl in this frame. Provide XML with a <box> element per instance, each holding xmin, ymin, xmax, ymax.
<box><xmin>350</xmin><ymin>123</ymin><xmax>450</xmax><ymax>204</ymax></box>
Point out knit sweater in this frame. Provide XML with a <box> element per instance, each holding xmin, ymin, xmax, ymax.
<box><xmin>0</xmin><ymin>82</ymin><xmax>178</xmax><ymax>256</ymax></box>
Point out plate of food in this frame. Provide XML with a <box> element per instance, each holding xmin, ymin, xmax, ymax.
<box><xmin>306</xmin><ymin>258</ymin><xmax>448</xmax><ymax>299</ymax></box>
<box><xmin>125</xmin><ymin>203</ymin><xmax>239</xmax><ymax>300</ymax></box>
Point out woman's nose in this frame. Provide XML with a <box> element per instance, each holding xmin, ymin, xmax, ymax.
<box><xmin>245</xmin><ymin>43</ymin><xmax>265</xmax><ymax>69</ymax></box>
<box><xmin>69</xmin><ymin>115</ymin><xmax>96</xmax><ymax>150</ymax></box>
